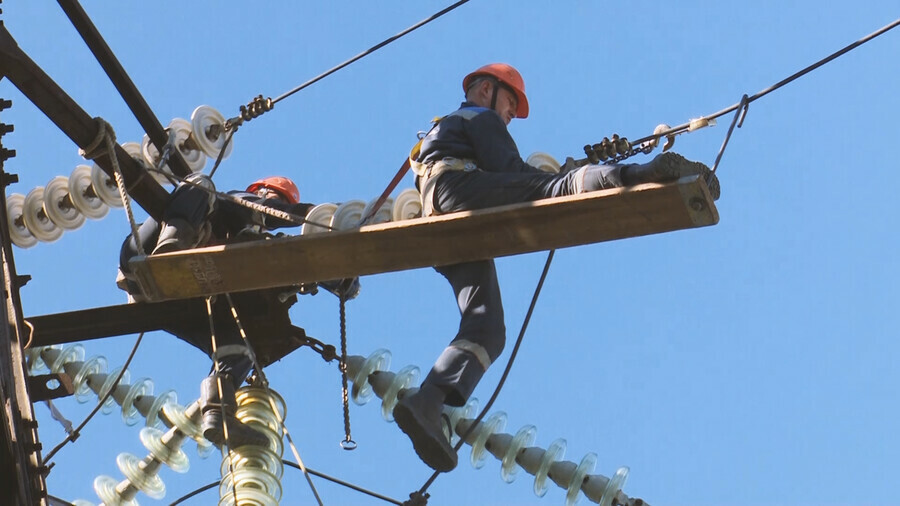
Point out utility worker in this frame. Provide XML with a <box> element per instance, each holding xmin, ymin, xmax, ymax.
<box><xmin>117</xmin><ymin>174</ymin><xmax>316</xmax><ymax>448</ymax></box>
<box><xmin>393</xmin><ymin>63</ymin><xmax>716</xmax><ymax>472</ymax></box>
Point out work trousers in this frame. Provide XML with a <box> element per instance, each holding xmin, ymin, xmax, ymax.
<box><xmin>422</xmin><ymin>165</ymin><xmax>622</xmax><ymax>405</ymax></box>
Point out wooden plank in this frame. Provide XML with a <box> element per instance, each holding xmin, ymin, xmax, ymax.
<box><xmin>130</xmin><ymin>175</ymin><xmax>719</xmax><ymax>302</ymax></box>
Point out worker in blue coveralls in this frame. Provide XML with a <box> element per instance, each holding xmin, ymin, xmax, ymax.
<box><xmin>117</xmin><ymin>175</ymin><xmax>355</xmax><ymax>448</ymax></box>
<box><xmin>394</xmin><ymin>63</ymin><xmax>715</xmax><ymax>472</ymax></box>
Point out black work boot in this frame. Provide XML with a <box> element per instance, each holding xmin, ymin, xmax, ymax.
<box><xmin>393</xmin><ymin>384</ymin><xmax>458</xmax><ymax>472</ymax></box>
<box><xmin>200</xmin><ymin>374</ymin><xmax>268</xmax><ymax>448</ymax></box>
<box><xmin>622</xmin><ymin>152</ymin><xmax>720</xmax><ymax>200</ymax></box>
<box><xmin>152</xmin><ymin>218</ymin><xmax>199</xmax><ymax>255</ymax></box>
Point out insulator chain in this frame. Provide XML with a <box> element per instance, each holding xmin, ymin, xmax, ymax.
<box><xmin>219</xmin><ymin>386</ymin><xmax>286</xmax><ymax>505</ymax></box>
<box><xmin>346</xmin><ymin>349</ymin><xmax>649</xmax><ymax>506</ymax></box>
<box><xmin>583</xmin><ymin>134</ymin><xmax>646</xmax><ymax>165</ymax></box>
<box><xmin>4</xmin><ymin>105</ymin><xmax>234</xmax><ymax>249</ymax></box>
<box><xmin>25</xmin><ymin>345</ymin><xmax>214</xmax><ymax>458</ymax></box>
<box><xmin>226</xmin><ymin>95</ymin><xmax>274</xmax><ymax>131</ymax></box>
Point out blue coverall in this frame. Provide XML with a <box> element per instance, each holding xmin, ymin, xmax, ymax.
<box><xmin>416</xmin><ymin>102</ymin><xmax>626</xmax><ymax>406</ymax></box>
<box><xmin>117</xmin><ymin>182</ymin><xmax>314</xmax><ymax>389</ymax></box>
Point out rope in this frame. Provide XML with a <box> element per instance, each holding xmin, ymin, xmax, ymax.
<box><xmin>338</xmin><ymin>295</ymin><xmax>356</xmax><ymax>450</ymax></box>
<box><xmin>42</xmin><ymin>332</ymin><xmax>144</xmax><ymax>464</ymax></box>
<box><xmin>418</xmin><ymin>250</ymin><xmax>556</xmax><ymax>495</ymax></box>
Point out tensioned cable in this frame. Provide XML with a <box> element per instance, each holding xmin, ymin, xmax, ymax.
<box><xmin>631</xmin><ymin>17</ymin><xmax>900</xmax><ymax>147</ymax></box>
<box><xmin>42</xmin><ymin>333</ymin><xmax>144</xmax><ymax>464</ymax></box>
<box><xmin>168</xmin><ymin>461</ymin><xmax>404</xmax><ymax>505</ymax></box>
<box><xmin>273</xmin><ymin>0</ymin><xmax>473</xmax><ymax>104</ymax></box>
<box><xmin>417</xmin><ymin>250</ymin><xmax>555</xmax><ymax>497</ymax></box>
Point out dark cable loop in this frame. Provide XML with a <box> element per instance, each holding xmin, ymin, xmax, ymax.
<box><xmin>42</xmin><ymin>332</ymin><xmax>145</xmax><ymax>464</ymax></box>
<box><xmin>418</xmin><ymin>250</ymin><xmax>555</xmax><ymax>495</ymax></box>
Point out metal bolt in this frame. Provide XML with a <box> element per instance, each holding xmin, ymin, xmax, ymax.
<box><xmin>690</xmin><ymin>197</ymin><xmax>706</xmax><ymax>212</ymax></box>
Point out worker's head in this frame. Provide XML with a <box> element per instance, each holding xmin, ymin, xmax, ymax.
<box><xmin>246</xmin><ymin>176</ymin><xmax>300</xmax><ymax>204</ymax></box>
<box><xmin>463</xmin><ymin>63</ymin><xmax>529</xmax><ymax>124</ymax></box>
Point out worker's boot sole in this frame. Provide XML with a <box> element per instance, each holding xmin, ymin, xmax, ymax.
<box><xmin>394</xmin><ymin>396</ymin><xmax>458</xmax><ymax>472</ymax></box>
<box><xmin>202</xmin><ymin>411</ymin><xmax>269</xmax><ymax>449</ymax></box>
<box><xmin>625</xmin><ymin>152</ymin><xmax>720</xmax><ymax>201</ymax></box>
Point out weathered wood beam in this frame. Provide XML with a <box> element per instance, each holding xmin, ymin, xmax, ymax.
<box><xmin>130</xmin><ymin>175</ymin><xmax>719</xmax><ymax>302</ymax></box>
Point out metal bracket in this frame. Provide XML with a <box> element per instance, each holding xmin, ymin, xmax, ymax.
<box><xmin>28</xmin><ymin>373</ymin><xmax>74</xmax><ymax>402</ymax></box>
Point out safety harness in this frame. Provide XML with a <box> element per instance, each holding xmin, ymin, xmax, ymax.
<box><xmin>409</xmin><ymin>106</ymin><xmax>486</xmax><ymax>216</ymax></box>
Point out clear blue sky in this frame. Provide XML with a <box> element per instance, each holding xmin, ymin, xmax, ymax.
<box><xmin>3</xmin><ymin>2</ymin><xmax>899</xmax><ymax>505</ymax></box>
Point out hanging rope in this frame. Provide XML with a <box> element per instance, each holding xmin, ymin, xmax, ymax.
<box><xmin>338</xmin><ymin>294</ymin><xmax>356</xmax><ymax>450</ymax></box>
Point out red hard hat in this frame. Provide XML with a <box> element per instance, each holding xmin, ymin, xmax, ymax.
<box><xmin>462</xmin><ymin>63</ymin><xmax>529</xmax><ymax>119</ymax></box>
<box><xmin>246</xmin><ymin>176</ymin><xmax>300</xmax><ymax>204</ymax></box>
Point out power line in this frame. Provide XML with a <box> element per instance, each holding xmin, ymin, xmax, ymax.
<box><xmin>632</xmin><ymin>17</ymin><xmax>900</xmax><ymax>147</ymax></box>
<box><xmin>273</xmin><ymin>0</ymin><xmax>474</xmax><ymax>105</ymax></box>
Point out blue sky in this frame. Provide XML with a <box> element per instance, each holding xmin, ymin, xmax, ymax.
<box><xmin>3</xmin><ymin>2</ymin><xmax>899</xmax><ymax>505</ymax></box>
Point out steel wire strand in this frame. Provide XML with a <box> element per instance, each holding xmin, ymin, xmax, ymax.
<box><xmin>42</xmin><ymin>333</ymin><xmax>145</xmax><ymax>464</ymax></box>
<box><xmin>631</xmin><ymin>17</ymin><xmax>900</xmax><ymax>147</ymax></box>
<box><xmin>273</xmin><ymin>0</ymin><xmax>474</xmax><ymax>104</ymax></box>
<box><xmin>168</xmin><ymin>461</ymin><xmax>404</xmax><ymax>506</ymax></box>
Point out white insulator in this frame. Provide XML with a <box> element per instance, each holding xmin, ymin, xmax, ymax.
<box><xmin>24</xmin><ymin>346</ymin><xmax>50</xmax><ymax>374</ymax></box>
<box><xmin>139</xmin><ymin>426</ymin><xmax>189</xmax><ymax>473</ymax></box>
<box><xmin>43</xmin><ymin>175</ymin><xmax>85</xmax><ymax>230</ymax></box>
<box><xmin>166</xmin><ymin>118</ymin><xmax>206</xmax><ymax>173</ymax></box>
<box><xmin>220</xmin><ymin>444</ymin><xmax>283</xmax><ymax>479</ymax></box>
<box><xmin>134</xmin><ymin>389</ymin><xmax>177</xmax><ymax>429</ymax></box>
<box><xmin>69</xmin><ymin>164</ymin><xmax>109</xmax><ymax>220</ymax></box>
<box><xmin>6</xmin><ymin>193</ymin><xmax>37</xmax><ymax>248</ymax></box>
<box><xmin>140</xmin><ymin>134</ymin><xmax>175</xmax><ymax>185</ymax></box>
<box><xmin>345</xmin><ymin>349</ymin><xmax>391</xmax><ymax>405</ymax></box>
<box><xmin>190</xmin><ymin>105</ymin><xmax>233</xmax><ymax>160</ymax></box>
<box><xmin>220</xmin><ymin>386</ymin><xmax>285</xmax><ymax>505</ymax></box>
<box><xmin>456</xmin><ymin>411</ymin><xmax>507</xmax><ymax>470</ymax></box>
<box><xmin>392</xmin><ymin>188</ymin><xmax>422</xmax><ymax>221</ymax></box>
<box><xmin>583</xmin><ymin>466</ymin><xmax>629</xmax><ymax>506</ymax></box>
<box><xmin>526</xmin><ymin>152</ymin><xmax>561</xmax><ymax>173</ymax></box>
<box><xmin>548</xmin><ymin>452</ymin><xmax>597</xmax><ymax>506</ymax></box>
<box><xmin>93</xmin><ymin>475</ymin><xmax>137</xmax><ymax>506</ymax></box>
<box><xmin>162</xmin><ymin>401</ymin><xmax>215</xmax><ymax>458</ymax></box>
<box><xmin>300</xmin><ymin>202</ymin><xmax>338</xmax><ymax>235</ymax></box>
<box><xmin>116</xmin><ymin>452</ymin><xmax>166</xmax><ymax>499</ymax></box>
<box><xmin>108</xmin><ymin>377</ymin><xmax>154</xmax><ymax>425</ymax></box>
<box><xmin>491</xmin><ymin>424</ymin><xmax>537</xmax><ymax>484</ymax></box>
<box><xmin>443</xmin><ymin>397</ymin><xmax>478</xmax><ymax>447</ymax></box>
<box><xmin>90</xmin><ymin>163</ymin><xmax>124</xmax><ymax>208</ymax></box>
<box><xmin>62</xmin><ymin>355</ymin><xmax>109</xmax><ymax>403</ymax></box>
<box><xmin>517</xmin><ymin>438</ymin><xmax>567</xmax><ymax>498</ymax></box>
<box><xmin>360</xmin><ymin>197</ymin><xmax>394</xmax><ymax>226</ymax></box>
<box><xmin>331</xmin><ymin>199</ymin><xmax>367</xmax><ymax>231</ymax></box>
<box><xmin>370</xmin><ymin>365</ymin><xmax>420</xmax><ymax>422</ymax></box>
<box><xmin>89</xmin><ymin>367</ymin><xmax>131</xmax><ymax>415</ymax></box>
<box><xmin>23</xmin><ymin>187</ymin><xmax>63</xmax><ymax>243</ymax></box>
<box><xmin>44</xmin><ymin>344</ymin><xmax>84</xmax><ymax>374</ymax></box>
<box><xmin>120</xmin><ymin>141</ymin><xmax>170</xmax><ymax>188</ymax></box>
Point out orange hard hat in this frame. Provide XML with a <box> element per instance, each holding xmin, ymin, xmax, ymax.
<box><xmin>246</xmin><ymin>176</ymin><xmax>300</xmax><ymax>204</ymax></box>
<box><xmin>462</xmin><ymin>63</ymin><xmax>529</xmax><ymax>119</ymax></box>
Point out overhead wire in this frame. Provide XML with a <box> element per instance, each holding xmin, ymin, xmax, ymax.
<box><xmin>631</xmin><ymin>17</ymin><xmax>900</xmax><ymax>148</ymax></box>
<box><xmin>272</xmin><ymin>0</ymin><xmax>473</xmax><ymax>105</ymax></box>
<box><xmin>168</xmin><ymin>461</ymin><xmax>404</xmax><ymax>506</ymax></box>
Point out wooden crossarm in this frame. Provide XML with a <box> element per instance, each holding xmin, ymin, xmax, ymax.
<box><xmin>130</xmin><ymin>175</ymin><xmax>719</xmax><ymax>302</ymax></box>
